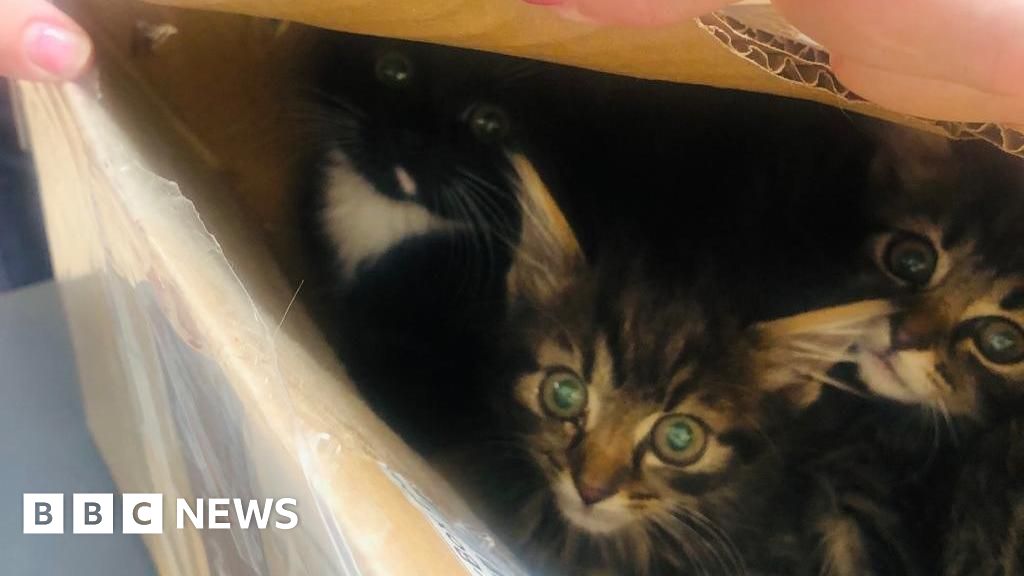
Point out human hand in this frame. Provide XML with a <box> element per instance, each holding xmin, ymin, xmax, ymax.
<box><xmin>771</xmin><ymin>0</ymin><xmax>1024</xmax><ymax>124</ymax></box>
<box><xmin>525</xmin><ymin>0</ymin><xmax>1024</xmax><ymax>124</ymax></box>
<box><xmin>0</xmin><ymin>0</ymin><xmax>93</xmax><ymax>81</ymax></box>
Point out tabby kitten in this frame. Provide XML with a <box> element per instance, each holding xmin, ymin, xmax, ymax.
<box><xmin>467</xmin><ymin>156</ymin><xmax>895</xmax><ymax>576</ymax></box>
<box><xmin>847</xmin><ymin>125</ymin><xmax>1024</xmax><ymax>421</ymax></box>
<box><xmin>299</xmin><ymin>34</ymin><xmax>563</xmax><ymax>452</ymax></box>
<box><xmin>814</xmin><ymin>125</ymin><xmax>1024</xmax><ymax>575</ymax></box>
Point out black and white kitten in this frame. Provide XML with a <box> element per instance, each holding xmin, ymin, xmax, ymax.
<box><xmin>298</xmin><ymin>33</ymin><xmax>567</xmax><ymax>453</ymax></box>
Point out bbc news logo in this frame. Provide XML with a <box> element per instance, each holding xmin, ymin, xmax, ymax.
<box><xmin>23</xmin><ymin>494</ymin><xmax>298</xmax><ymax>534</ymax></box>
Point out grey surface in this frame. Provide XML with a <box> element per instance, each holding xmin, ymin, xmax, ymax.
<box><xmin>0</xmin><ymin>81</ymin><xmax>52</xmax><ymax>293</ymax></box>
<box><xmin>0</xmin><ymin>281</ymin><xmax>155</xmax><ymax>575</ymax></box>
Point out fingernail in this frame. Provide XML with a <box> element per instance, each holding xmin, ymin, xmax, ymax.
<box><xmin>23</xmin><ymin>22</ymin><xmax>93</xmax><ymax>81</ymax></box>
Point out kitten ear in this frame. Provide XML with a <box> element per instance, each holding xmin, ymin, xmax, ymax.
<box><xmin>866</xmin><ymin>121</ymin><xmax>956</xmax><ymax>189</ymax></box>
<box><xmin>753</xmin><ymin>299</ymin><xmax>894</xmax><ymax>409</ymax></box>
<box><xmin>505</xmin><ymin>153</ymin><xmax>584</xmax><ymax>304</ymax></box>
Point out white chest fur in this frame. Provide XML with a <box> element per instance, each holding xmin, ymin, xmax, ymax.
<box><xmin>319</xmin><ymin>151</ymin><xmax>453</xmax><ymax>279</ymax></box>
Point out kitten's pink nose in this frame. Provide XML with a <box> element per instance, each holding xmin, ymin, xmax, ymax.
<box><xmin>574</xmin><ymin>480</ymin><xmax>617</xmax><ymax>506</ymax></box>
<box><xmin>890</xmin><ymin>312</ymin><xmax>943</xmax><ymax>351</ymax></box>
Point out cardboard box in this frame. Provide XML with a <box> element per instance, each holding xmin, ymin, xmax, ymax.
<box><xmin>14</xmin><ymin>1</ymin><xmax>1024</xmax><ymax>574</ymax></box>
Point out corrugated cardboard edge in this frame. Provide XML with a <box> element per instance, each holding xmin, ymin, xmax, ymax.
<box><xmin>702</xmin><ymin>10</ymin><xmax>1024</xmax><ymax>157</ymax></box>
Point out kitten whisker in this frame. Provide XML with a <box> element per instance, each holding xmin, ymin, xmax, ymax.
<box><xmin>456</xmin><ymin>178</ymin><xmax>529</xmax><ymax>290</ymax></box>
<box><xmin>920</xmin><ymin>370</ymin><xmax>960</xmax><ymax>444</ymax></box>
<box><xmin>435</xmin><ymin>185</ymin><xmax>464</xmax><ymax>288</ymax></box>
<box><xmin>453</xmin><ymin>180</ymin><xmax>500</xmax><ymax>285</ymax></box>
<box><xmin>649</xmin><ymin>506</ymin><xmax>741</xmax><ymax>576</ymax></box>
<box><xmin>445</xmin><ymin>182</ymin><xmax>485</xmax><ymax>290</ymax></box>
<box><xmin>793</xmin><ymin>368</ymin><xmax>870</xmax><ymax>398</ymax></box>
<box><xmin>788</xmin><ymin>349</ymin><xmax>857</xmax><ymax>364</ymax></box>
<box><xmin>679</xmin><ymin>520</ymin><xmax>718</xmax><ymax>576</ymax></box>
<box><xmin>441</xmin><ymin>184</ymin><xmax>485</xmax><ymax>296</ymax></box>
<box><xmin>934</xmin><ymin>396</ymin><xmax>960</xmax><ymax>446</ymax></box>
<box><xmin>922</xmin><ymin>407</ymin><xmax>942</xmax><ymax>478</ymax></box>
<box><xmin>650</xmin><ymin>511</ymin><xmax>698</xmax><ymax>572</ymax></box>
<box><xmin>457</xmin><ymin>173</ymin><xmax>518</xmax><ymax>238</ymax></box>
<box><xmin>454</xmin><ymin>167</ymin><xmax>517</xmax><ymax>236</ymax></box>
<box><xmin>787</xmin><ymin>339</ymin><xmax>857</xmax><ymax>357</ymax></box>
<box><xmin>686</xmin><ymin>508</ymin><xmax>747</xmax><ymax>575</ymax></box>
<box><xmin>299</xmin><ymin>88</ymin><xmax>370</xmax><ymax>120</ymax></box>
<box><xmin>457</xmin><ymin>165</ymin><xmax>502</xmax><ymax>194</ymax></box>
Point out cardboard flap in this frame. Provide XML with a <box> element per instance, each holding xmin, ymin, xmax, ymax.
<box><xmin>140</xmin><ymin>0</ymin><xmax>1024</xmax><ymax>156</ymax></box>
<box><xmin>133</xmin><ymin>0</ymin><xmax>857</xmax><ymax>103</ymax></box>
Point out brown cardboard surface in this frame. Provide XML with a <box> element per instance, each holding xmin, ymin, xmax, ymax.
<box><xmin>139</xmin><ymin>0</ymin><xmax>1024</xmax><ymax>154</ymax></box>
<box><xmin>137</xmin><ymin>0</ymin><xmax>869</xmax><ymax>110</ymax></box>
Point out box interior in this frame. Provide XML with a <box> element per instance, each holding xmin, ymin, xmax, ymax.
<box><xmin>19</xmin><ymin>1</ymin><xmax>1024</xmax><ymax>573</ymax></box>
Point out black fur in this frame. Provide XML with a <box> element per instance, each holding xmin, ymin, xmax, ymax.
<box><xmin>296</xmin><ymin>33</ymin><xmax>575</xmax><ymax>453</ymax></box>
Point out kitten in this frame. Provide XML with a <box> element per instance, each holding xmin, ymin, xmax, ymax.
<box><xmin>810</xmin><ymin>125</ymin><xmax>1024</xmax><ymax>575</ymax></box>
<box><xmin>846</xmin><ymin>125</ymin><xmax>1024</xmax><ymax>421</ymax></box>
<box><xmin>301</xmin><ymin>33</ymin><xmax>549</xmax><ymax>279</ymax></box>
<box><xmin>463</xmin><ymin>156</ymin><xmax>900</xmax><ymax>576</ymax></box>
<box><xmin>298</xmin><ymin>34</ymin><xmax>566</xmax><ymax>452</ymax></box>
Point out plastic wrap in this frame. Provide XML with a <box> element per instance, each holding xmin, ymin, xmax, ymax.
<box><xmin>17</xmin><ymin>63</ymin><xmax>526</xmax><ymax>575</ymax></box>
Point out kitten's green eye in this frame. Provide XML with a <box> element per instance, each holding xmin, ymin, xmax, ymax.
<box><xmin>375</xmin><ymin>52</ymin><xmax>413</xmax><ymax>88</ymax></box>
<box><xmin>540</xmin><ymin>372</ymin><xmax>587</xmax><ymax>420</ymax></box>
<box><xmin>650</xmin><ymin>415</ymin><xmax>707</xmax><ymax>467</ymax></box>
<box><xmin>884</xmin><ymin>233</ymin><xmax>937</xmax><ymax>287</ymax></box>
<box><xmin>466</xmin><ymin>103</ymin><xmax>510</xmax><ymax>143</ymax></box>
<box><xmin>973</xmin><ymin>317</ymin><xmax>1024</xmax><ymax>364</ymax></box>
